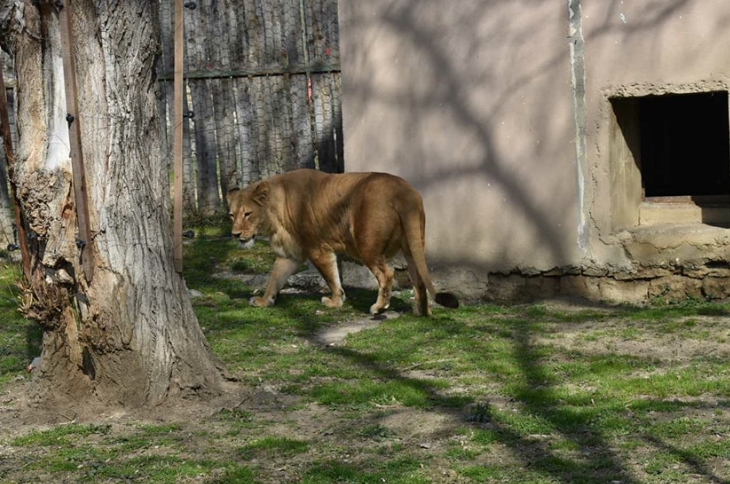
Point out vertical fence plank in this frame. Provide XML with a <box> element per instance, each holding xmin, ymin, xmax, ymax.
<box><xmin>253</xmin><ymin>76</ymin><xmax>269</xmax><ymax>176</ymax></box>
<box><xmin>289</xmin><ymin>74</ymin><xmax>312</xmax><ymax>168</ymax></box>
<box><xmin>214</xmin><ymin>78</ymin><xmax>237</xmax><ymax>196</ymax></box>
<box><xmin>182</xmin><ymin>84</ymin><xmax>196</xmax><ymax>212</ymax></box>
<box><xmin>248</xmin><ymin>0</ymin><xmax>264</xmax><ymax>69</ymax></box>
<box><xmin>189</xmin><ymin>79</ymin><xmax>219</xmax><ymax>214</ymax></box>
<box><xmin>233</xmin><ymin>78</ymin><xmax>253</xmax><ymax>185</ymax></box>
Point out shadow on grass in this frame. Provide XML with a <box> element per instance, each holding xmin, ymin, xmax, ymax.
<box><xmin>297</xmin><ymin>305</ymin><xmax>729</xmax><ymax>483</ymax></box>
<box><xmin>186</xmin><ymin>234</ymin><xmax>730</xmax><ymax>483</ymax></box>
<box><xmin>295</xmin><ymin>314</ymin><xmax>633</xmax><ymax>483</ymax></box>
<box><xmin>507</xmin><ymin>322</ymin><xmax>640</xmax><ymax>483</ymax></box>
<box><xmin>641</xmin><ymin>434</ymin><xmax>729</xmax><ymax>484</ymax></box>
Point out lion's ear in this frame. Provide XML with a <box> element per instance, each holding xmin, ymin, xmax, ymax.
<box><xmin>226</xmin><ymin>187</ymin><xmax>240</xmax><ymax>205</ymax></box>
<box><xmin>252</xmin><ymin>182</ymin><xmax>269</xmax><ymax>206</ymax></box>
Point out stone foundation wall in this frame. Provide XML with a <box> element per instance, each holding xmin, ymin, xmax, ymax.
<box><xmin>485</xmin><ymin>268</ymin><xmax>730</xmax><ymax>305</ymax></box>
<box><xmin>340</xmin><ymin>258</ymin><xmax>730</xmax><ymax>306</ymax></box>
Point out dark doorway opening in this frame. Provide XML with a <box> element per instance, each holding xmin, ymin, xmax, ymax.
<box><xmin>639</xmin><ymin>92</ymin><xmax>730</xmax><ymax>198</ymax></box>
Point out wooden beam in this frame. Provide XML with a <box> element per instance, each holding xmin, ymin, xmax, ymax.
<box><xmin>156</xmin><ymin>64</ymin><xmax>342</xmax><ymax>82</ymax></box>
<box><xmin>173</xmin><ymin>0</ymin><xmax>184</xmax><ymax>272</ymax></box>
<box><xmin>57</xmin><ymin>0</ymin><xmax>94</xmax><ymax>282</ymax></box>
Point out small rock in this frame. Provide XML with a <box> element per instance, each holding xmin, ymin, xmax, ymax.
<box><xmin>26</xmin><ymin>356</ymin><xmax>41</xmax><ymax>372</ymax></box>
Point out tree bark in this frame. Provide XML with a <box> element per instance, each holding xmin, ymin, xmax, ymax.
<box><xmin>3</xmin><ymin>0</ymin><xmax>224</xmax><ymax>409</ymax></box>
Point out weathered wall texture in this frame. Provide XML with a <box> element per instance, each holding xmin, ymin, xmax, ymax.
<box><xmin>338</xmin><ymin>0</ymin><xmax>730</xmax><ymax>303</ymax></box>
<box><xmin>581</xmin><ymin>0</ymin><xmax>730</xmax><ymax>301</ymax></box>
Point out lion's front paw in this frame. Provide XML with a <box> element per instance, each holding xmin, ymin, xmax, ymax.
<box><xmin>249</xmin><ymin>296</ymin><xmax>274</xmax><ymax>307</ymax></box>
<box><xmin>412</xmin><ymin>304</ymin><xmax>432</xmax><ymax>317</ymax></box>
<box><xmin>321</xmin><ymin>296</ymin><xmax>344</xmax><ymax>308</ymax></box>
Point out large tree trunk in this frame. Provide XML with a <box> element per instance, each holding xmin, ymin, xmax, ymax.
<box><xmin>3</xmin><ymin>0</ymin><xmax>224</xmax><ymax>409</ymax></box>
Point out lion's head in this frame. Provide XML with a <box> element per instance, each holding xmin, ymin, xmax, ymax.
<box><xmin>226</xmin><ymin>182</ymin><xmax>270</xmax><ymax>248</ymax></box>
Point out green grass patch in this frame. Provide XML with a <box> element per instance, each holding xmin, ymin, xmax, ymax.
<box><xmin>311</xmin><ymin>378</ymin><xmax>448</xmax><ymax>408</ymax></box>
<box><xmin>12</xmin><ymin>423</ymin><xmax>111</xmax><ymax>447</ymax></box>
<box><xmin>302</xmin><ymin>458</ymin><xmax>427</xmax><ymax>484</ymax></box>
<box><xmin>239</xmin><ymin>436</ymin><xmax>310</xmax><ymax>458</ymax></box>
<box><xmin>0</xmin><ymin>263</ymin><xmax>41</xmax><ymax>390</ymax></box>
<box><xmin>4</xmin><ymin>236</ymin><xmax>730</xmax><ymax>483</ymax></box>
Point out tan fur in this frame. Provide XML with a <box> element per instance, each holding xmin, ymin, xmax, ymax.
<box><xmin>226</xmin><ymin>169</ymin><xmax>458</xmax><ymax>316</ymax></box>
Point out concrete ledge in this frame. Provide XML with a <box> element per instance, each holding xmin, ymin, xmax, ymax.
<box><xmin>639</xmin><ymin>201</ymin><xmax>730</xmax><ymax>226</ymax></box>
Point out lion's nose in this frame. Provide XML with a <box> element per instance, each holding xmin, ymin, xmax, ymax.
<box><xmin>232</xmin><ymin>231</ymin><xmax>242</xmax><ymax>239</ymax></box>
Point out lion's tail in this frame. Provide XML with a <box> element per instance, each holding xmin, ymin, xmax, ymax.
<box><xmin>402</xmin><ymin>205</ymin><xmax>460</xmax><ymax>310</ymax></box>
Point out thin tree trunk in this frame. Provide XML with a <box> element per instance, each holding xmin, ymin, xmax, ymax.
<box><xmin>5</xmin><ymin>0</ymin><xmax>224</xmax><ymax>409</ymax></box>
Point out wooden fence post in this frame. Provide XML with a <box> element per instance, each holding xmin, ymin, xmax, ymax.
<box><xmin>57</xmin><ymin>0</ymin><xmax>94</xmax><ymax>282</ymax></box>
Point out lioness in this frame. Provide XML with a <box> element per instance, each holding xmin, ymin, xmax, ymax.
<box><xmin>226</xmin><ymin>169</ymin><xmax>459</xmax><ymax>316</ymax></box>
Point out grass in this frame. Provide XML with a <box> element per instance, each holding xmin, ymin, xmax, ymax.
<box><xmin>0</xmin><ymin>263</ymin><xmax>40</xmax><ymax>391</ymax></box>
<box><xmin>2</xmin><ymin>231</ymin><xmax>730</xmax><ymax>482</ymax></box>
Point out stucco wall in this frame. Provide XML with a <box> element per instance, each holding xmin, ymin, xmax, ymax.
<box><xmin>338</xmin><ymin>1</ymin><xmax>581</xmax><ymax>271</ymax></box>
<box><xmin>338</xmin><ymin>0</ymin><xmax>730</xmax><ymax>302</ymax></box>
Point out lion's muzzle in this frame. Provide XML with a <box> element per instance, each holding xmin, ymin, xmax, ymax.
<box><xmin>233</xmin><ymin>233</ymin><xmax>256</xmax><ymax>249</ymax></box>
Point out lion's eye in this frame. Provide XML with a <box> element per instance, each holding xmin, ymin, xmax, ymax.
<box><xmin>228</xmin><ymin>213</ymin><xmax>234</xmax><ymax>220</ymax></box>
<box><xmin>244</xmin><ymin>211</ymin><xmax>252</xmax><ymax>219</ymax></box>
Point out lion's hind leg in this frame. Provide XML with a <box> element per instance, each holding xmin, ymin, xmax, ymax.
<box><xmin>363</xmin><ymin>256</ymin><xmax>394</xmax><ymax>315</ymax></box>
<box><xmin>404</xmin><ymin>253</ymin><xmax>431</xmax><ymax>316</ymax></box>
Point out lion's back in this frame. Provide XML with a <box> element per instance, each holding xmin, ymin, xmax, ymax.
<box><xmin>269</xmin><ymin>169</ymin><xmax>421</xmax><ymax>256</ymax></box>
<box><xmin>275</xmin><ymin>169</ymin><xmax>420</xmax><ymax>215</ymax></box>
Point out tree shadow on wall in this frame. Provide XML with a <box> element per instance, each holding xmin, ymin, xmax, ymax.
<box><xmin>342</xmin><ymin>0</ymin><xmax>697</xmax><ymax>270</ymax></box>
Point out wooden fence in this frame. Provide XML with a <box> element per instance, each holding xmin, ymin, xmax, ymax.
<box><xmin>158</xmin><ymin>0</ymin><xmax>343</xmax><ymax>216</ymax></box>
<box><xmin>0</xmin><ymin>75</ymin><xmax>17</xmax><ymax>248</ymax></box>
